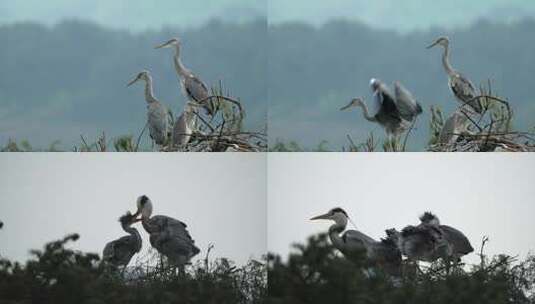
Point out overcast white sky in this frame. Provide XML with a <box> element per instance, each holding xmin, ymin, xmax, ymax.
<box><xmin>0</xmin><ymin>153</ymin><xmax>266</xmax><ymax>266</ymax></box>
<box><xmin>268</xmin><ymin>153</ymin><xmax>535</xmax><ymax>265</ymax></box>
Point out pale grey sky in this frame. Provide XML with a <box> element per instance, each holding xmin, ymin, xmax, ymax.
<box><xmin>0</xmin><ymin>153</ymin><xmax>266</xmax><ymax>266</ymax></box>
<box><xmin>268</xmin><ymin>153</ymin><xmax>535</xmax><ymax>265</ymax></box>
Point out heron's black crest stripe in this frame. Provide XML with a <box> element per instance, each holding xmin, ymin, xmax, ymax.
<box><xmin>331</xmin><ymin>207</ymin><xmax>348</xmax><ymax>217</ymax></box>
<box><xmin>140</xmin><ymin>195</ymin><xmax>149</xmax><ymax>205</ymax></box>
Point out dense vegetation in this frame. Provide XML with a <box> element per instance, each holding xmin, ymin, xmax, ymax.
<box><xmin>267</xmin><ymin>233</ymin><xmax>535</xmax><ymax>303</ymax></box>
<box><xmin>0</xmin><ymin>234</ymin><xmax>266</xmax><ymax>303</ymax></box>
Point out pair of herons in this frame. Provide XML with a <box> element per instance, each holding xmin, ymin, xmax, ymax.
<box><xmin>311</xmin><ymin>208</ymin><xmax>473</xmax><ymax>277</ymax></box>
<box><xmin>102</xmin><ymin>195</ymin><xmax>199</xmax><ymax>271</ymax></box>
<box><xmin>127</xmin><ymin>38</ymin><xmax>216</xmax><ymax>149</ymax></box>
<box><xmin>341</xmin><ymin>36</ymin><xmax>482</xmax><ymax>144</ymax></box>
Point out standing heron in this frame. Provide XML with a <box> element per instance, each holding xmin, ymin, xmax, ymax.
<box><xmin>427</xmin><ymin>36</ymin><xmax>483</xmax><ymax>113</ymax></box>
<box><xmin>419</xmin><ymin>212</ymin><xmax>473</xmax><ymax>261</ymax></box>
<box><xmin>155</xmin><ymin>38</ymin><xmax>215</xmax><ymax>116</ymax></box>
<box><xmin>310</xmin><ymin>208</ymin><xmax>402</xmax><ymax>277</ymax></box>
<box><xmin>133</xmin><ymin>195</ymin><xmax>200</xmax><ymax>268</ymax></box>
<box><xmin>102</xmin><ymin>211</ymin><xmax>142</xmax><ymax>268</ymax></box>
<box><xmin>127</xmin><ymin>70</ymin><xmax>174</xmax><ymax>147</ymax></box>
<box><xmin>341</xmin><ymin>79</ymin><xmax>423</xmax><ymax>140</ymax></box>
<box><xmin>172</xmin><ymin>102</ymin><xmax>198</xmax><ymax>148</ymax></box>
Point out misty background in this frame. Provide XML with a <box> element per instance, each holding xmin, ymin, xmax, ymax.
<box><xmin>268</xmin><ymin>0</ymin><xmax>535</xmax><ymax>149</ymax></box>
<box><xmin>268</xmin><ymin>153</ymin><xmax>535</xmax><ymax>265</ymax></box>
<box><xmin>0</xmin><ymin>1</ymin><xmax>267</xmax><ymax>148</ymax></box>
<box><xmin>1</xmin><ymin>1</ymin><xmax>535</xmax><ymax>149</ymax></box>
<box><xmin>0</xmin><ymin>153</ymin><xmax>266</xmax><ymax>266</ymax></box>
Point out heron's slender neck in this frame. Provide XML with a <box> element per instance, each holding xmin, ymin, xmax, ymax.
<box><xmin>173</xmin><ymin>45</ymin><xmax>191</xmax><ymax>77</ymax></box>
<box><xmin>441</xmin><ymin>44</ymin><xmax>455</xmax><ymax>76</ymax></box>
<box><xmin>122</xmin><ymin>225</ymin><xmax>142</xmax><ymax>248</ymax></box>
<box><xmin>142</xmin><ymin>77</ymin><xmax>158</xmax><ymax>104</ymax></box>
<box><xmin>358</xmin><ymin>101</ymin><xmax>377</xmax><ymax>122</ymax></box>
<box><xmin>328</xmin><ymin>219</ymin><xmax>347</xmax><ymax>250</ymax></box>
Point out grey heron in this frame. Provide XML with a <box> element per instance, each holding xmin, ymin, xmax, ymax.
<box><xmin>155</xmin><ymin>38</ymin><xmax>215</xmax><ymax>116</ymax></box>
<box><xmin>102</xmin><ymin>211</ymin><xmax>142</xmax><ymax>268</ymax></box>
<box><xmin>419</xmin><ymin>212</ymin><xmax>473</xmax><ymax>261</ymax></box>
<box><xmin>310</xmin><ymin>208</ymin><xmax>402</xmax><ymax>277</ymax></box>
<box><xmin>427</xmin><ymin>36</ymin><xmax>483</xmax><ymax>113</ymax></box>
<box><xmin>133</xmin><ymin>195</ymin><xmax>200</xmax><ymax>268</ymax></box>
<box><xmin>439</xmin><ymin>110</ymin><xmax>470</xmax><ymax>146</ymax></box>
<box><xmin>127</xmin><ymin>70</ymin><xmax>174</xmax><ymax>147</ymax></box>
<box><xmin>172</xmin><ymin>102</ymin><xmax>197</xmax><ymax>148</ymax></box>
<box><xmin>340</xmin><ymin>79</ymin><xmax>423</xmax><ymax>140</ymax></box>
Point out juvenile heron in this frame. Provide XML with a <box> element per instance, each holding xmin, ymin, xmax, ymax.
<box><xmin>155</xmin><ymin>38</ymin><xmax>215</xmax><ymax>116</ymax></box>
<box><xmin>439</xmin><ymin>110</ymin><xmax>470</xmax><ymax>146</ymax></box>
<box><xmin>310</xmin><ymin>207</ymin><xmax>402</xmax><ymax>276</ymax></box>
<box><xmin>172</xmin><ymin>102</ymin><xmax>197</xmax><ymax>148</ymax></box>
<box><xmin>133</xmin><ymin>195</ymin><xmax>200</xmax><ymax>268</ymax></box>
<box><xmin>427</xmin><ymin>36</ymin><xmax>483</xmax><ymax>113</ymax></box>
<box><xmin>419</xmin><ymin>212</ymin><xmax>473</xmax><ymax>261</ymax></box>
<box><xmin>340</xmin><ymin>79</ymin><xmax>422</xmax><ymax>140</ymax></box>
<box><xmin>127</xmin><ymin>71</ymin><xmax>174</xmax><ymax>147</ymax></box>
<box><xmin>102</xmin><ymin>211</ymin><xmax>142</xmax><ymax>268</ymax></box>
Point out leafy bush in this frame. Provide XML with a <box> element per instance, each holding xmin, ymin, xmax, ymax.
<box><xmin>0</xmin><ymin>234</ymin><xmax>266</xmax><ymax>304</ymax></box>
<box><xmin>267</xmin><ymin>233</ymin><xmax>535</xmax><ymax>304</ymax></box>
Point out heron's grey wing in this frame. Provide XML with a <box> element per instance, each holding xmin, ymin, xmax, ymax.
<box><xmin>450</xmin><ymin>74</ymin><xmax>482</xmax><ymax>113</ymax></box>
<box><xmin>184</xmin><ymin>75</ymin><xmax>209</xmax><ymax>102</ymax></box>
<box><xmin>343</xmin><ymin>230</ymin><xmax>376</xmax><ymax>248</ymax></box>
<box><xmin>147</xmin><ymin>103</ymin><xmax>170</xmax><ymax>145</ymax></box>
<box><xmin>377</xmin><ymin>85</ymin><xmax>401</xmax><ymax>119</ymax></box>
<box><xmin>102</xmin><ymin>235</ymin><xmax>138</xmax><ymax>265</ymax></box>
<box><xmin>440</xmin><ymin>225</ymin><xmax>473</xmax><ymax>255</ymax></box>
<box><xmin>151</xmin><ymin>215</ymin><xmax>200</xmax><ymax>256</ymax></box>
<box><xmin>394</xmin><ymin>82</ymin><xmax>423</xmax><ymax>121</ymax></box>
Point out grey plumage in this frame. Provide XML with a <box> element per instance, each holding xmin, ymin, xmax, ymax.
<box><xmin>439</xmin><ymin>110</ymin><xmax>470</xmax><ymax>146</ymax></box>
<box><xmin>127</xmin><ymin>70</ymin><xmax>173</xmax><ymax>146</ymax></box>
<box><xmin>311</xmin><ymin>208</ymin><xmax>402</xmax><ymax>276</ymax></box>
<box><xmin>102</xmin><ymin>211</ymin><xmax>142</xmax><ymax>267</ymax></box>
<box><xmin>155</xmin><ymin>38</ymin><xmax>215</xmax><ymax>116</ymax></box>
<box><xmin>427</xmin><ymin>36</ymin><xmax>483</xmax><ymax>113</ymax></box>
<box><xmin>418</xmin><ymin>212</ymin><xmax>474</xmax><ymax>260</ymax></box>
<box><xmin>134</xmin><ymin>195</ymin><xmax>200</xmax><ymax>266</ymax></box>
<box><xmin>172</xmin><ymin>102</ymin><xmax>197</xmax><ymax>148</ymax></box>
<box><xmin>341</xmin><ymin>79</ymin><xmax>423</xmax><ymax>139</ymax></box>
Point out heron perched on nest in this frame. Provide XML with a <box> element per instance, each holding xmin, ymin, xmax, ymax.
<box><xmin>132</xmin><ymin>195</ymin><xmax>200</xmax><ymax>269</ymax></box>
<box><xmin>341</xmin><ymin>79</ymin><xmax>422</xmax><ymax>141</ymax></box>
<box><xmin>310</xmin><ymin>207</ymin><xmax>402</xmax><ymax>277</ymax></box>
<box><xmin>102</xmin><ymin>211</ymin><xmax>142</xmax><ymax>268</ymax></box>
<box><xmin>427</xmin><ymin>36</ymin><xmax>483</xmax><ymax>114</ymax></box>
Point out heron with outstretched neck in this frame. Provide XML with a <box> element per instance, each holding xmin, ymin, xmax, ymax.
<box><xmin>427</xmin><ymin>36</ymin><xmax>483</xmax><ymax>113</ymax></box>
<box><xmin>310</xmin><ymin>207</ymin><xmax>402</xmax><ymax>277</ymax></box>
<box><xmin>155</xmin><ymin>38</ymin><xmax>215</xmax><ymax>116</ymax></box>
<box><xmin>340</xmin><ymin>79</ymin><xmax>422</xmax><ymax>141</ymax></box>
<box><xmin>132</xmin><ymin>195</ymin><xmax>200</xmax><ymax>270</ymax></box>
<box><xmin>102</xmin><ymin>211</ymin><xmax>142</xmax><ymax>268</ymax></box>
<box><xmin>127</xmin><ymin>70</ymin><xmax>174</xmax><ymax>148</ymax></box>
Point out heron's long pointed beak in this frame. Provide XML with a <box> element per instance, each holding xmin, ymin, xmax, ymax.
<box><xmin>426</xmin><ymin>41</ymin><xmax>439</xmax><ymax>49</ymax></box>
<box><xmin>310</xmin><ymin>213</ymin><xmax>330</xmax><ymax>221</ymax></box>
<box><xmin>127</xmin><ymin>77</ymin><xmax>139</xmax><ymax>87</ymax></box>
<box><xmin>154</xmin><ymin>42</ymin><xmax>170</xmax><ymax>49</ymax></box>
<box><xmin>340</xmin><ymin>102</ymin><xmax>353</xmax><ymax>111</ymax></box>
